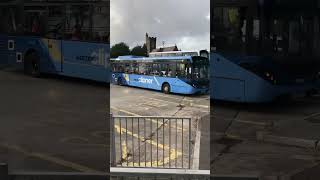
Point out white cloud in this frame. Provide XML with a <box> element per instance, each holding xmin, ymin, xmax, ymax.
<box><xmin>110</xmin><ymin>0</ymin><xmax>210</xmax><ymax>52</ymax></box>
<box><xmin>154</xmin><ymin>17</ymin><xmax>162</xmax><ymax>24</ymax></box>
<box><xmin>177</xmin><ymin>33</ymin><xmax>210</xmax><ymax>52</ymax></box>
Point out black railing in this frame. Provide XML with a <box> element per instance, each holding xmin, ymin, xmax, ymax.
<box><xmin>111</xmin><ymin>116</ymin><xmax>193</xmax><ymax>169</ymax></box>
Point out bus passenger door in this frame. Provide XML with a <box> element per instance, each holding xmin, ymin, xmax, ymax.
<box><xmin>45</xmin><ymin>39</ymin><xmax>62</xmax><ymax>73</ymax></box>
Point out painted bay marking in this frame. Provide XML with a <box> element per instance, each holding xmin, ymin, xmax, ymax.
<box><xmin>114</xmin><ymin>125</ymin><xmax>182</xmax><ymax>167</ymax></box>
<box><xmin>0</xmin><ymin>143</ymin><xmax>101</xmax><ymax>172</ymax></box>
<box><xmin>234</xmin><ymin>119</ymin><xmax>270</xmax><ymax>126</ymax></box>
<box><xmin>148</xmin><ymin>97</ymin><xmax>209</xmax><ymax>109</ymax></box>
<box><xmin>139</xmin><ymin>101</ymin><xmax>168</xmax><ymax>108</ymax></box>
<box><xmin>111</xmin><ymin>106</ymin><xmax>186</xmax><ymax>131</ymax></box>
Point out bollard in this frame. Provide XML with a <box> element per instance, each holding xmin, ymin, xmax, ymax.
<box><xmin>0</xmin><ymin>163</ymin><xmax>8</xmax><ymax>180</ymax></box>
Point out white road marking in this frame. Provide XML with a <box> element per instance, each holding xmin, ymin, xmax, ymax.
<box><xmin>149</xmin><ymin>97</ymin><xmax>209</xmax><ymax>109</ymax></box>
<box><xmin>234</xmin><ymin>119</ymin><xmax>270</xmax><ymax>126</ymax></box>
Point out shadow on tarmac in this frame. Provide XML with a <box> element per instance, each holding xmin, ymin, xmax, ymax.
<box><xmin>211</xmin><ymin>94</ymin><xmax>320</xmax><ymax>114</ymax></box>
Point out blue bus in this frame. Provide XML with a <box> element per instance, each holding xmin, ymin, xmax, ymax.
<box><xmin>111</xmin><ymin>53</ymin><xmax>209</xmax><ymax>94</ymax></box>
<box><xmin>211</xmin><ymin>1</ymin><xmax>320</xmax><ymax>102</ymax></box>
<box><xmin>0</xmin><ymin>1</ymin><xmax>110</xmax><ymax>82</ymax></box>
<box><xmin>210</xmin><ymin>53</ymin><xmax>319</xmax><ymax>102</ymax></box>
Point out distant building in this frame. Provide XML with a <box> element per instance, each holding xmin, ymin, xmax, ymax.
<box><xmin>151</xmin><ymin>45</ymin><xmax>179</xmax><ymax>53</ymax></box>
<box><xmin>145</xmin><ymin>33</ymin><xmax>179</xmax><ymax>55</ymax></box>
<box><xmin>145</xmin><ymin>33</ymin><xmax>157</xmax><ymax>54</ymax></box>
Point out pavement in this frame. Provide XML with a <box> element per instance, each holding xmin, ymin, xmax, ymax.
<box><xmin>110</xmin><ymin>84</ymin><xmax>210</xmax><ymax>170</ymax></box>
<box><xmin>0</xmin><ymin>67</ymin><xmax>109</xmax><ymax>172</ymax></box>
<box><xmin>199</xmin><ymin>114</ymin><xmax>210</xmax><ymax>170</ymax></box>
<box><xmin>211</xmin><ymin>97</ymin><xmax>320</xmax><ymax>178</ymax></box>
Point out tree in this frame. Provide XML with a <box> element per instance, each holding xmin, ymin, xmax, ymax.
<box><xmin>111</xmin><ymin>42</ymin><xmax>130</xmax><ymax>58</ymax></box>
<box><xmin>131</xmin><ymin>44</ymin><xmax>147</xmax><ymax>57</ymax></box>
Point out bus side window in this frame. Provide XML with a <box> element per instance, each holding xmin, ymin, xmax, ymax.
<box><xmin>146</xmin><ymin>64</ymin><xmax>152</xmax><ymax>75</ymax></box>
<box><xmin>124</xmin><ymin>64</ymin><xmax>130</xmax><ymax>73</ymax></box>
<box><xmin>159</xmin><ymin>64</ymin><xmax>168</xmax><ymax>77</ymax></box>
<box><xmin>168</xmin><ymin>63</ymin><xmax>176</xmax><ymax>77</ymax></box>
<box><xmin>176</xmin><ymin>63</ymin><xmax>186</xmax><ymax>77</ymax></box>
<box><xmin>111</xmin><ymin>63</ymin><xmax>115</xmax><ymax>72</ymax></box>
<box><xmin>132</xmin><ymin>63</ymin><xmax>139</xmax><ymax>74</ymax></box>
<box><xmin>188</xmin><ymin>66</ymin><xmax>192</xmax><ymax>78</ymax></box>
<box><xmin>139</xmin><ymin>63</ymin><xmax>146</xmax><ymax>75</ymax></box>
<box><xmin>152</xmin><ymin>63</ymin><xmax>160</xmax><ymax>76</ymax></box>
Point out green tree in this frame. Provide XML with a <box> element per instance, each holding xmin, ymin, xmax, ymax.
<box><xmin>111</xmin><ymin>42</ymin><xmax>130</xmax><ymax>58</ymax></box>
<box><xmin>131</xmin><ymin>44</ymin><xmax>147</xmax><ymax>57</ymax></box>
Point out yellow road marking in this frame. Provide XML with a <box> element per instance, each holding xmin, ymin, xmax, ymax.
<box><xmin>114</xmin><ymin>125</ymin><xmax>182</xmax><ymax>167</ymax></box>
<box><xmin>1</xmin><ymin>143</ymin><xmax>101</xmax><ymax>173</ymax></box>
<box><xmin>122</xmin><ymin>141</ymin><xmax>127</xmax><ymax>160</ymax></box>
<box><xmin>111</xmin><ymin>106</ymin><xmax>186</xmax><ymax>131</ymax></box>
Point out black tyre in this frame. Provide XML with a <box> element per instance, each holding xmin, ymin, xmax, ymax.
<box><xmin>162</xmin><ymin>83</ymin><xmax>170</xmax><ymax>94</ymax></box>
<box><xmin>117</xmin><ymin>77</ymin><xmax>123</xmax><ymax>85</ymax></box>
<box><xmin>24</xmin><ymin>51</ymin><xmax>40</xmax><ymax>77</ymax></box>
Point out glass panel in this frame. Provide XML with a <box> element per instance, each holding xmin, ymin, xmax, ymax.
<box><xmin>168</xmin><ymin>63</ymin><xmax>177</xmax><ymax>77</ymax></box>
<box><xmin>151</xmin><ymin>63</ymin><xmax>160</xmax><ymax>76</ymax></box>
<box><xmin>176</xmin><ymin>63</ymin><xmax>187</xmax><ymax>78</ymax></box>
<box><xmin>213</xmin><ymin>7</ymin><xmax>247</xmax><ymax>54</ymax></box>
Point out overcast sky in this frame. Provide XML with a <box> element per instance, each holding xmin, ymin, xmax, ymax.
<box><xmin>111</xmin><ymin>0</ymin><xmax>210</xmax><ymax>52</ymax></box>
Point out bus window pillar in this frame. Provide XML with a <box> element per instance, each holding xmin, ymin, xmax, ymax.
<box><xmin>245</xmin><ymin>7</ymin><xmax>254</xmax><ymax>55</ymax></box>
<box><xmin>89</xmin><ymin>5</ymin><xmax>94</xmax><ymax>41</ymax></box>
<box><xmin>16</xmin><ymin>0</ymin><xmax>24</xmax><ymax>33</ymax></box>
<box><xmin>313</xmin><ymin>16</ymin><xmax>320</xmax><ymax>57</ymax></box>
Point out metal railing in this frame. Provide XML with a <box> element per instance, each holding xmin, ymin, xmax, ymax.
<box><xmin>111</xmin><ymin>116</ymin><xmax>193</xmax><ymax>169</ymax></box>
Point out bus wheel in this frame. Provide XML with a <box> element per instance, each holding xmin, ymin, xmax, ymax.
<box><xmin>117</xmin><ymin>77</ymin><xmax>123</xmax><ymax>85</ymax></box>
<box><xmin>24</xmin><ymin>52</ymin><xmax>40</xmax><ymax>77</ymax></box>
<box><xmin>162</xmin><ymin>83</ymin><xmax>170</xmax><ymax>94</ymax></box>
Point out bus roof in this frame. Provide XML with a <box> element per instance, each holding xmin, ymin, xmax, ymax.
<box><xmin>111</xmin><ymin>55</ymin><xmax>194</xmax><ymax>62</ymax></box>
<box><xmin>149</xmin><ymin>51</ymin><xmax>198</xmax><ymax>57</ymax></box>
<box><xmin>149</xmin><ymin>51</ymin><xmax>198</xmax><ymax>54</ymax></box>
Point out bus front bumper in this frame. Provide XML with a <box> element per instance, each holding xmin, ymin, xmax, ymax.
<box><xmin>194</xmin><ymin>88</ymin><xmax>209</xmax><ymax>95</ymax></box>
